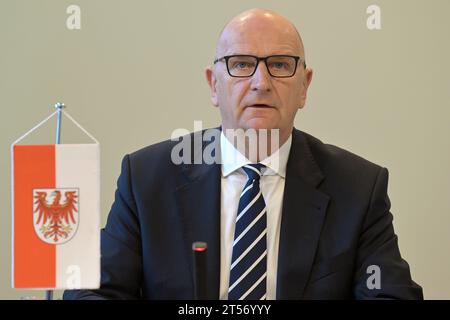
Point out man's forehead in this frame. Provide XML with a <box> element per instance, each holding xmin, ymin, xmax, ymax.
<box><xmin>216</xmin><ymin>9</ymin><xmax>304</xmax><ymax>57</ymax></box>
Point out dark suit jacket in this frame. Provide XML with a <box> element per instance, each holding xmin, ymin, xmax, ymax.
<box><xmin>63</xmin><ymin>128</ymin><xmax>423</xmax><ymax>299</ymax></box>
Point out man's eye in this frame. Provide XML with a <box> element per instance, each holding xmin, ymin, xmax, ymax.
<box><xmin>271</xmin><ymin>62</ymin><xmax>288</xmax><ymax>69</ymax></box>
<box><xmin>233</xmin><ymin>62</ymin><xmax>253</xmax><ymax>69</ymax></box>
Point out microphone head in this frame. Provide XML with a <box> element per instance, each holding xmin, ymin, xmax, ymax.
<box><xmin>192</xmin><ymin>241</ymin><xmax>207</xmax><ymax>252</ymax></box>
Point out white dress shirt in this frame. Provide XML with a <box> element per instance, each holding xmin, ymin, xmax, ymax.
<box><xmin>219</xmin><ymin>132</ymin><xmax>292</xmax><ymax>300</ymax></box>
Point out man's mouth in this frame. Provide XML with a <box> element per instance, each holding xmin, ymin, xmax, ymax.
<box><xmin>247</xmin><ymin>104</ymin><xmax>275</xmax><ymax>108</ymax></box>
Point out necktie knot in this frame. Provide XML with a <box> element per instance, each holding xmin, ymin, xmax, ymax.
<box><xmin>242</xmin><ymin>164</ymin><xmax>265</xmax><ymax>181</ymax></box>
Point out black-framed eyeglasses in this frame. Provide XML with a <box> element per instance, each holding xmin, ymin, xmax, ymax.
<box><xmin>213</xmin><ymin>54</ymin><xmax>304</xmax><ymax>78</ymax></box>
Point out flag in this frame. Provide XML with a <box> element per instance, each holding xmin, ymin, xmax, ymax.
<box><xmin>12</xmin><ymin>143</ymin><xmax>100</xmax><ymax>289</ymax></box>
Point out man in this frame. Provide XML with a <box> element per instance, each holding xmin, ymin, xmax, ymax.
<box><xmin>64</xmin><ymin>8</ymin><xmax>423</xmax><ymax>299</ymax></box>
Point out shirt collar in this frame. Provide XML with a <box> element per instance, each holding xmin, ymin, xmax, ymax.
<box><xmin>220</xmin><ymin>131</ymin><xmax>292</xmax><ymax>178</ymax></box>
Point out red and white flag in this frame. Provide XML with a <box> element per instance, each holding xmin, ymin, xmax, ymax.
<box><xmin>12</xmin><ymin>144</ymin><xmax>100</xmax><ymax>289</ymax></box>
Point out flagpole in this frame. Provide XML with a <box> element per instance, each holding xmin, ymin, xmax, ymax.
<box><xmin>45</xmin><ymin>102</ymin><xmax>65</xmax><ymax>301</ymax></box>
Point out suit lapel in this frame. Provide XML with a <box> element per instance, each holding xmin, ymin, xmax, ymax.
<box><xmin>174</xmin><ymin>133</ymin><xmax>221</xmax><ymax>299</ymax></box>
<box><xmin>276</xmin><ymin>129</ymin><xmax>330</xmax><ymax>299</ymax></box>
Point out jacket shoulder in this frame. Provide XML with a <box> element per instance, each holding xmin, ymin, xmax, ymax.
<box><xmin>300</xmin><ymin>131</ymin><xmax>384</xmax><ymax>179</ymax></box>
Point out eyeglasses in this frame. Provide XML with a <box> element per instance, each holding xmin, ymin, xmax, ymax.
<box><xmin>213</xmin><ymin>54</ymin><xmax>304</xmax><ymax>78</ymax></box>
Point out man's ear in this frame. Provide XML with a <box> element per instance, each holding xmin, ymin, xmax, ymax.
<box><xmin>298</xmin><ymin>67</ymin><xmax>313</xmax><ymax>109</ymax></box>
<box><xmin>205</xmin><ymin>66</ymin><xmax>219</xmax><ymax>107</ymax></box>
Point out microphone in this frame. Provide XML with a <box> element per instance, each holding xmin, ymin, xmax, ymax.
<box><xmin>192</xmin><ymin>241</ymin><xmax>208</xmax><ymax>300</ymax></box>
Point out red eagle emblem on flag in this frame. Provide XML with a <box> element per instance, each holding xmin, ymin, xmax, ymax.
<box><xmin>33</xmin><ymin>188</ymin><xmax>79</xmax><ymax>244</ymax></box>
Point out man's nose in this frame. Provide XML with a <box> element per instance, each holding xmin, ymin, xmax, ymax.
<box><xmin>250</xmin><ymin>61</ymin><xmax>272</xmax><ymax>92</ymax></box>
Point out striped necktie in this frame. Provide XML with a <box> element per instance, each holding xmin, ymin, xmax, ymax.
<box><xmin>228</xmin><ymin>163</ymin><xmax>267</xmax><ymax>300</ymax></box>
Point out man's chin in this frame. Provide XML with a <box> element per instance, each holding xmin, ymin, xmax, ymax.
<box><xmin>241</xmin><ymin>119</ymin><xmax>278</xmax><ymax>131</ymax></box>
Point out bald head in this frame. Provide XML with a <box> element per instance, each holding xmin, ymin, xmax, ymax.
<box><xmin>215</xmin><ymin>8</ymin><xmax>305</xmax><ymax>62</ymax></box>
